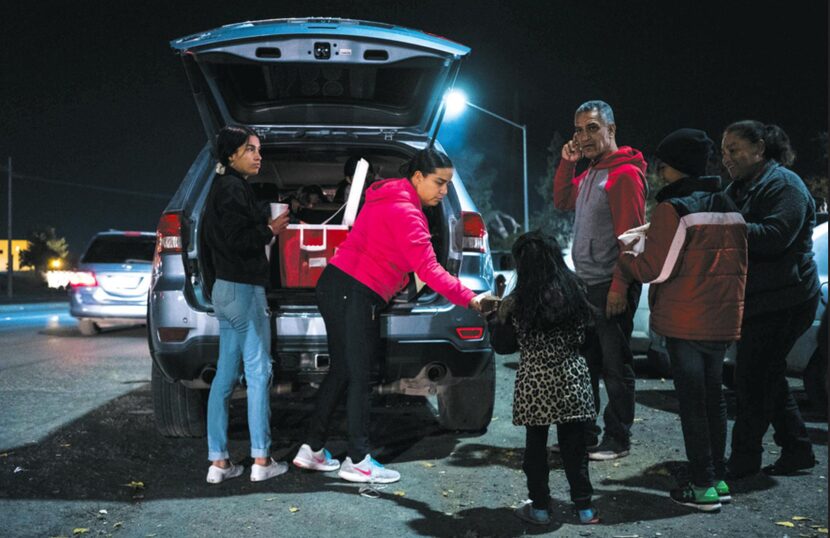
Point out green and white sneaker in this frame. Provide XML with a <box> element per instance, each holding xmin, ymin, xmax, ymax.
<box><xmin>714</xmin><ymin>480</ymin><xmax>731</xmax><ymax>503</ymax></box>
<box><xmin>670</xmin><ymin>483</ymin><xmax>722</xmax><ymax>512</ymax></box>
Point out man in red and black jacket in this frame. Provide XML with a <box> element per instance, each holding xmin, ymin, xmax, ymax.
<box><xmin>553</xmin><ymin>100</ymin><xmax>646</xmax><ymax>460</ymax></box>
<box><xmin>617</xmin><ymin>128</ymin><xmax>747</xmax><ymax>511</ymax></box>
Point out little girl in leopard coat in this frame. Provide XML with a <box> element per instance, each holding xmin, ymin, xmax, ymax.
<box><xmin>487</xmin><ymin>231</ymin><xmax>599</xmax><ymax>526</ymax></box>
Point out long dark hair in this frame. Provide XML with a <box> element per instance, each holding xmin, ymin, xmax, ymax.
<box><xmin>399</xmin><ymin>147</ymin><xmax>453</xmax><ymax>179</ymax></box>
<box><xmin>724</xmin><ymin>120</ymin><xmax>796</xmax><ymax>167</ymax></box>
<box><xmin>510</xmin><ymin>231</ymin><xmax>594</xmax><ymax>330</ymax></box>
<box><xmin>215</xmin><ymin>125</ymin><xmax>258</xmax><ymax>167</ymax></box>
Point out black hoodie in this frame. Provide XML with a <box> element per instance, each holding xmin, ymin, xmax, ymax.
<box><xmin>202</xmin><ymin>168</ymin><xmax>273</xmax><ymax>293</ymax></box>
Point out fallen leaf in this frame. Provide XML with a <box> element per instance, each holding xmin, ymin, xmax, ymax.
<box><xmin>776</xmin><ymin>521</ymin><xmax>795</xmax><ymax>528</ymax></box>
<box><xmin>442</xmin><ymin>491</ymin><xmax>449</xmax><ymax>497</ymax></box>
<box><xmin>289</xmin><ymin>506</ymin><xmax>299</xmax><ymax>513</ymax></box>
<box><xmin>817</xmin><ymin>528</ymin><xmax>828</xmax><ymax>534</ymax></box>
<box><xmin>113</xmin><ymin>522</ymin><xmax>123</xmax><ymax>529</ymax></box>
<box><xmin>13</xmin><ymin>466</ymin><xmax>25</xmax><ymax>473</ymax></box>
<box><xmin>72</xmin><ymin>529</ymin><xmax>89</xmax><ymax>535</ymax></box>
<box><xmin>99</xmin><ymin>509</ymin><xmax>108</xmax><ymax>515</ymax></box>
<box><xmin>124</xmin><ymin>481</ymin><xmax>144</xmax><ymax>489</ymax></box>
<box><xmin>613</xmin><ymin>462</ymin><xmax>621</xmax><ymax>467</ymax></box>
<box><xmin>60</xmin><ymin>443</ymin><xmax>71</xmax><ymax>448</ymax></box>
<box><xmin>419</xmin><ymin>461</ymin><xmax>435</xmax><ymax>468</ymax></box>
<box><xmin>393</xmin><ymin>490</ymin><xmax>406</xmax><ymax>497</ymax></box>
<box><xmin>792</xmin><ymin>516</ymin><xmax>812</xmax><ymax>521</ymax></box>
<box><xmin>0</xmin><ymin>452</ymin><xmax>10</xmax><ymax>458</ymax></box>
<box><xmin>633</xmin><ymin>418</ymin><xmax>644</xmax><ymax>423</ymax></box>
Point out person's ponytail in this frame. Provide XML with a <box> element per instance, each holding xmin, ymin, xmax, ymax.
<box><xmin>762</xmin><ymin>124</ymin><xmax>796</xmax><ymax>167</ymax></box>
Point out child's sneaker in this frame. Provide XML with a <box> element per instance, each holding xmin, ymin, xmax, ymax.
<box><xmin>670</xmin><ymin>483</ymin><xmax>722</xmax><ymax>512</ymax></box>
<box><xmin>293</xmin><ymin>444</ymin><xmax>340</xmax><ymax>472</ymax></box>
<box><xmin>513</xmin><ymin>500</ymin><xmax>551</xmax><ymax>525</ymax></box>
<box><xmin>337</xmin><ymin>455</ymin><xmax>400</xmax><ymax>483</ymax></box>
<box><xmin>250</xmin><ymin>458</ymin><xmax>289</xmax><ymax>482</ymax></box>
<box><xmin>577</xmin><ymin>507</ymin><xmax>600</xmax><ymax>524</ymax></box>
<box><xmin>206</xmin><ymin>462</ymin><xmax>244</xmax><ymax>484</ymax></box>
<box><xmin>714</xmin><ymin>480</ymin><xmax>731</xmax><ymax>503</ymax></box>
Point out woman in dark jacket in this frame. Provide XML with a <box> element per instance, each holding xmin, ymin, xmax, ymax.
<box><xmin>202</xmin><ymin>125</ymin><xmax>290</xmax><ymax>484</ymax></box>
<box><xmin>722</xmin><ymin>121</ymin><xmax>820</xmax><ymax>478</ymax></box>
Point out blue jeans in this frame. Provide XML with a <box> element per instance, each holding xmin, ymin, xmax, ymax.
<box><xmin>207</xmin><ymin>279</ymin><xmax>273</xmax><ymax>461</ymax></box>
<box><xmin>666</xmin><ymin>338</ymin><xmax>728</xmax><ymax>487</ymax></box>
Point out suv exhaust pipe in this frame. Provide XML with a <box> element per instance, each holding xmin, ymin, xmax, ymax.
<box><xmin>375</xmin><ymin>363</ymin><xmax>451</xmax><ymax>396</ymax></box>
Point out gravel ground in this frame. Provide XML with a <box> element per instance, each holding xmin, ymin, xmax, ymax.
<box><xmin>0</xmin><ymin>345</ymin><xmax>826</xmax><ymax>537</ymax></box>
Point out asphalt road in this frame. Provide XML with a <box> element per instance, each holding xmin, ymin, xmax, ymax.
<box><xmin>0</xmin><ymin>304</ymin><xmax>827</xmax><ymax>537</ymax></box>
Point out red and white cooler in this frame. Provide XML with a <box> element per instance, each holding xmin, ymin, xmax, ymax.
<box><xmin>276</xmin><ymin>158</ymin><xmax>369</xmax><ymax>288</ymax></box>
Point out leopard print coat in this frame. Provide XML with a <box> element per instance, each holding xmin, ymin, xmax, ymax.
<box><xmin>488</xmin><ymin>297</ymin><xmax>596</xmax><ymax>426</ymax></box>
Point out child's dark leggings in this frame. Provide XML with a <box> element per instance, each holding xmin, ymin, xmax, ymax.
<box><xmin>524</xmin><ymin>421</ymin><xmax>593</xmax><ymax>510</ymax></box>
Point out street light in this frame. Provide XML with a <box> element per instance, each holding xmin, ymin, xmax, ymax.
<box><xmin>444</xmin><ymin>90</ymin><xmax>529</xmax><ymax>232</ymax></box>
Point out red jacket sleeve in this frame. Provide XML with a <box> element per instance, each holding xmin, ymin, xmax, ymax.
<box><xmin>397</xmin><ymin>204</ymin><xmax>476</xmax><ymax>307</ymax></box>
<box><xmin>616</xmin><ymin>202</ymin><xmax>683</xmax><ymax>286</ymax></box>
<box><xmin>607</xmin><ymin>165</ymin><xmax>646</xmax><ymax>294</ymax></box>
<box><xmin>553</xmin><ymin>160</ymin><xmax>579</xmax><ymax>211</ymax></box>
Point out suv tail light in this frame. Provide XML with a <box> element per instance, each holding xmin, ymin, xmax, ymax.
<box><xmin>455</xmin><ymin>326</ymin><xmax>484</xmax><ymax>340</ymax></box>
<box><xmin>461</xmin><ymin>211</ymin><xmax>487</xmax><ymax>253</ymax></box>
<box><xmin>69</xmin><ymin>271</ymin><xmax>97</xmax><ymax>288</ymax></box>
<box><xmin>156</xmin><ymin>213</ymin><xmax>183</xmax><ymax>254</ymax></box>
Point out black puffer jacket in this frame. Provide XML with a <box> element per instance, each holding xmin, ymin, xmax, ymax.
<box><xmin>725</xmin><ymin>161</ymin><xmax>819</xmax><ymax>317</ymax></box>
<box><xmin>202</xmin><ymin>168</ymin><xmax>273</xmax><ymax>292</ymax></box>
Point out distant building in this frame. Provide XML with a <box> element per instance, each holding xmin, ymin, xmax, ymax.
<box><xmin>0</xmin><ymin>240</ymin><xmax>32</xmax><ymax>271</ymax></box>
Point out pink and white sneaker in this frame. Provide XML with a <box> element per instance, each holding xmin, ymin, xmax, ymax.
<box><xmin>337</xmin><ymin>455</ymin><xmax>400</xmax><ymax>483</ymax></box>
<box><xmin>292</xmin><ymin>443</ymin><xmax>341</xmax><ymax>472</ymax></box>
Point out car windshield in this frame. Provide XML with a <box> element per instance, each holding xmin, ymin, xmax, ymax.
<box><xmin>82</xmin><ymin>236</ymin><xmax>155</xmax><ymax>264</ymax></box>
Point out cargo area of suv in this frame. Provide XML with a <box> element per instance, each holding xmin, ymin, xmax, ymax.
<box><xmin>148</xmin><ymin>18</ymin><xmax>496</xmax><ymax>439</ymax></box>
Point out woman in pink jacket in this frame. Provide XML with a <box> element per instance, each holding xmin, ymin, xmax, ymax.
<box><xmin>292</xmin><ymin>148</ymin><xmax>483</xmax><ymax>483</ymax></box>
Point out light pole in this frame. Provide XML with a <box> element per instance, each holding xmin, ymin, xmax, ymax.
<box><xmin>444</xmin><ymin>91</ymin><xmax>529</xmax><ymax>232</ymax></box>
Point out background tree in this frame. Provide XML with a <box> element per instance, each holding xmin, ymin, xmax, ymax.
<box><xmin>19</xmin><ymin>227</ymin><xmax>69</xmax><ymax>274</ymax></box>
<box><xmin>528</xmin><ymin>132</ymin><xmax>574</xmax><ymax>247</ymax></box>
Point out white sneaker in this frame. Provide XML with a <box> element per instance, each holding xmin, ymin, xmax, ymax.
<box><xmin>337</xmin><ymin>455</ymin><xmax>400</xmax><ymax>484</ymax></box>
<box><xmin>250</xmin><ymin>458</ymin><xmax>289</xmax><ymax>482</ymax></box>
<box><xmin>293</xmin><ymin>443</ymin><xmax>341</xmax><ymax>472</ymax></box>
<box><xmin>206</xmin><ymin>463</ymin><xmax>244</xmax><ymax>484</ymax></box>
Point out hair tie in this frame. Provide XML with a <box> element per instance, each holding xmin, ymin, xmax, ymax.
<box><xmin>215</xmin><ymin>163</ymin><xmax>226</xmax><ymax>175</ymax></box>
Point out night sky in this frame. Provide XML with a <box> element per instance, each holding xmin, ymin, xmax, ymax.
<box><xmin>1</xmin><ymin>0</ymin><xmax>827</xmax><ymax>254</ymax></box>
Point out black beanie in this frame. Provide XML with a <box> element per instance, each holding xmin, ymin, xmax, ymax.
<box><xmin>656</xmin><ymin>128</ymin><xmax>713</xmax><ymax>177</ymax></box>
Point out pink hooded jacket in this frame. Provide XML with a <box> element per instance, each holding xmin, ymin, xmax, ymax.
<box><xmin>330</xmin><ymin>177</ymin><xmax>476</xmax><ymax>307</ymax></box>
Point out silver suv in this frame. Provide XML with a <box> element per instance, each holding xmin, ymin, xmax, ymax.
<box><xmin>148</xmin><ymin>18</ymin><xmax>496</xmax><ymax>437</ymax></box>
<box><xmin>70</xmin><ymin>231</ymin><xmax>155</xmax><ymax>335</ymax></box>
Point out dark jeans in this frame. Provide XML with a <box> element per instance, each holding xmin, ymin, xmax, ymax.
<box><xmin>306</xmin><ymin>265</ymin><xmax>386</xmax><ymax>462</ymax></box>
<box><xmin>729</xmin><ymin>294</ymin><xmax>819</xmax><ymax>472</ymax></box>
<box><xmin>524</xmin><ymin>422</ymin><xmax>593</xmax><ymax>510</ymax></box>
<box><xmin>582</xmin><ymin>281</ymin><xmax>640</xmax><ymax>446</ymax></box>
<box><xmin>666</xmin><ymin>338</ymin><xmax>728</xmax><ymax>487</ymax></box>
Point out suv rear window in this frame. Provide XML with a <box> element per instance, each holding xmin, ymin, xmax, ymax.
<box><xmin>82</xmin><ymin>236</ymin><xmax>156</xmax><ymax>264</ymax></box>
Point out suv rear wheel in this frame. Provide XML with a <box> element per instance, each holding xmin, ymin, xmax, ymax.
<box><xmin>151</xmin><ymin>361</ymin><xmax>207</xmax><ymax>437</ymax></box>
<box><xmin>78</xmin><ymin>319</ymin><xmax>100</xmax><ymax>336</ymax></box>
<box><xmin>437</xmin><ymin>353</ymin><xmax>495</xmax><ymax>432</ymax></box>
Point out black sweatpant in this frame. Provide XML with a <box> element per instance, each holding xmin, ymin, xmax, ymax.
<box><xmin>729</xmin><ymin>294</ymin><xmax>818</xmax><ymax>473</ymax></box>
<box><xmin>524</xmin><ymin>421</ymin><xmax>593</xmax><ymax>510</ymax></box>
<box><xmin>306</xmin><ymin>265</ymin><xmax>386</xmax><ymax>462</ymax></box>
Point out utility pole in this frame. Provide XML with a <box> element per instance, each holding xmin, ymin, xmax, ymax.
<box><xmin>7</xmin><ymin>157</ymin><xmax>11</xmax><ymax>298</ymax></box>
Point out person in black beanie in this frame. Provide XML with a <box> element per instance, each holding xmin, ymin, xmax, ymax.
<box><xmin>616</xmin><ymin>128</ymin><xmax>748</xmax><ymax>511</ymax></box>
